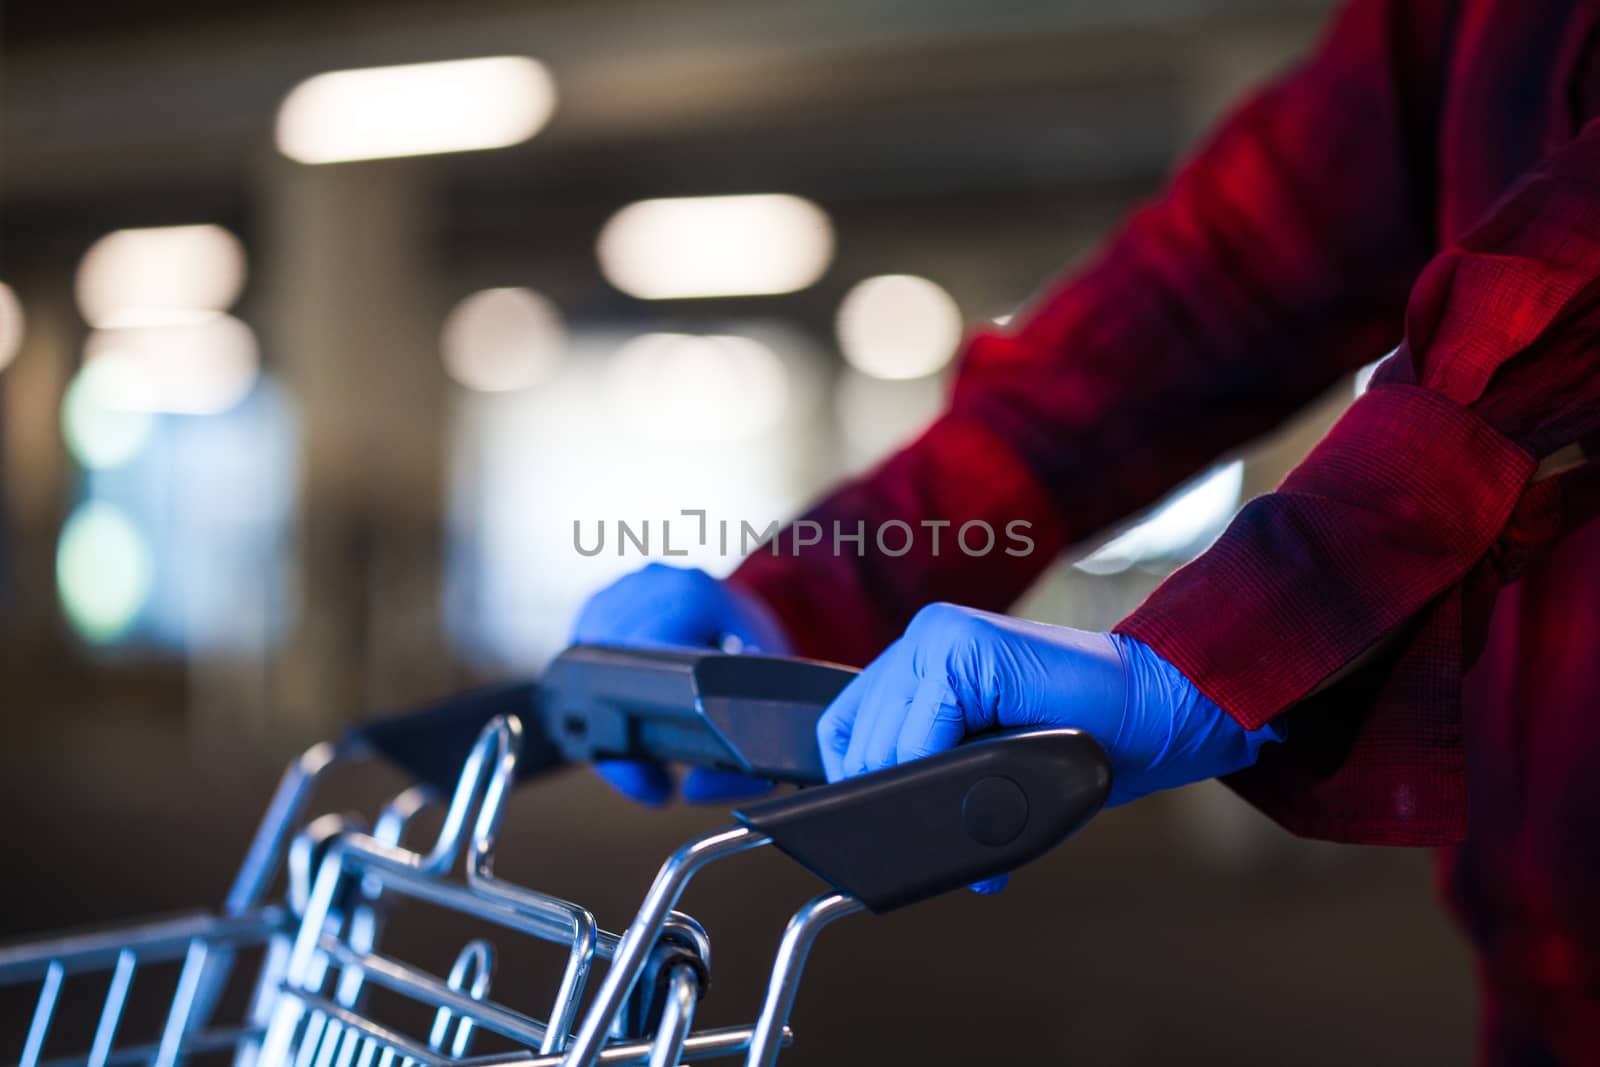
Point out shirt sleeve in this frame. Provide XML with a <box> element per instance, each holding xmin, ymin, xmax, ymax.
<box><xmin>732</xmin><ymin>0</ymin><xmax>1445</xmax><ymax>666</ymax></box>
<box><xmin>1117</xmin><ymin>112</ymin><xmax>1600</xmax><ymax>730</ymax></box>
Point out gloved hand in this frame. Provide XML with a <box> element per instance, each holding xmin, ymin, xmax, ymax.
<box><xmin>816</xmin><ymin>602</ymin><xmax>1281</xmax><ymax>892</ymax></box>
<box><xmin>571</xmin><ymin>562</ymin><xmax>792</xmax><ymax>805</ymax></box>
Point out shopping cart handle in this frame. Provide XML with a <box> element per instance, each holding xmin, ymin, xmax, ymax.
<box><xmin>534</xmin><ymin>644</ymin><xmax>855</xmax><ymax>784</ymax></box>
<box><xmin>733</xmin><ymin>728</ymin><xmax>1111</xmax><ymax>912</ymax></box>
<box><xmin>347</xmin><ymin>645</ymin><xmax>854</xmax><ymax>792</ymax></box>
<box><xmin>347</xmin><ymin>680</ymin><xmax>558</xmax><ymax>793</ymax></box>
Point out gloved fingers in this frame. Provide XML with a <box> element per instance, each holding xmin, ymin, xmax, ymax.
<box><xmin>968</xmin><ymin>875</ymin><xmax>1009</xmax><ymax>895</ymax></box>
<box><xmin>594</xmin><ymin>759</ymin><xmax>674</xmax><ymax>806</ymax></box>
<box><xmin>574</xmin><ymin>589</ymin><xmax>718</xmax><ymax>648</ymax></box>
<box><xmin>574</xmin><ymin>565</ymin><xmax>790</xmax><ymax>655</ymax></box>
<box><xmin>859</xmin><ymin>650</ymin><xmax>919</xmax><ymax>774</ymax></box>
<box><xmin>842</xmin><ymin>640</ymin><xmax>912</xmax><ymax>778</ymax></box>
<box><xmin>893</xmin><ymin>667</ymin><xmax>971</xmax><ymax>765</ymax></box>
<box><xmin>681</xmin><ymin>767</ymin><xmax>774</xmax><ymax>803</ymax></box>
<box><xmin>816</xmin><ymin>671</ymin><xmax>867</xmax><ymax>782</ymax></box>
<box><xmin>572</xmin><ymin>565</ymin><xmax>723</xmax><ymax>648</ymax></box>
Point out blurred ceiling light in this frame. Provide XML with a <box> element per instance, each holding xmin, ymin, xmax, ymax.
<box><xmin>0</xmin><ymin>282</ymin><xmax>23</xmax><ymax>371</ymax></box>
<box><xmin>76</xmin><ymin>225</ymin><xmax>246</xmax><ymax>328</ymax></box>
<box><xmin>608</xmin><ymin>332</ymin><xmax>788</xmax><ymax>441</ymax></box>
<box><xmin>83</xmin><ymin>313</ymin><xmax>260</xmax><ymax>415</ymax></box>
<box><xmin>61</xmin><ymin>358</ymin><xmax>156</xmax><ymax>469</ymax></box>
<box><xmin>276</xmin><ymin>56</ymin><xmax>556</xmax><ymax>164</ymax></box>
<box><xmin>441</xmin><ymin>287</ymin><xmax>566</xmax><ymax>392</ymax></box>
<box><xmin>1075</xmin><ymin>461</ymin><xmax>1244</xmax><ymax>576</ymax></box>
<box><xmin>836</xmin><ymin>274</ymin><xmax>964</xmax><ymax>380</ymax></box>
<box><xmin>597</xmin><ymin>194</ymin><xmax>833</xmax><ymax>300</ymax></box>
<box><xmin>57</xmin><ymin>501</ymin><xmax>154</xmax><ymax>644</ymax></box>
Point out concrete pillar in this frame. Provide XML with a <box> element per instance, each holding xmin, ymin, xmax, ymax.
<box><xmin>261</xmin><ymin>157</ymin><xmax>453</xmax><ymax>736</ymax></box>
<box><xmin>1</xmin><ymin>285</ymin><xmax>72</xmax><ymax>660</ymax></box>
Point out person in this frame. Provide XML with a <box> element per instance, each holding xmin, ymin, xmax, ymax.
<box><xmin>575</xmin><ymin>0</ymin><xmax>1600</xmax><ymax>1060</ymax></box>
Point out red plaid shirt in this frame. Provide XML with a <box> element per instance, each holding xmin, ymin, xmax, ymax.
<box><xmin>731</xmin><ymin>0</ymin><xmax>1600</xmax><ymax>1055</ymax></box>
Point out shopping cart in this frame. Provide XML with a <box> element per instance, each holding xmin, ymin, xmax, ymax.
<box><xmin>2</xmin><ymin>644</ymin><xmax>1112</xmax><ymax>1067</ymax></box>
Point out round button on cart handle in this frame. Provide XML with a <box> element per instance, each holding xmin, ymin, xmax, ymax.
<box><xmin>961</xmin><ymin>775</ymin><xmax>1030</xmax><ymax>846</ymax></box>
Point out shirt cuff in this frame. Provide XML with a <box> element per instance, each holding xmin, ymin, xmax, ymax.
<box><xmin>1115</xmin><ymin>383</ymin><xmax>1534</xmax><ymax>729</ymax></box>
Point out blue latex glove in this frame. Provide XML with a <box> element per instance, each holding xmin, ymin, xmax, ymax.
<box><xmin>816</xmin><ymin>603</ymin><xmax>1281</xmax><ymax>892</ymax></box>
<box><xmin>571</xmin><ymin>563</ymin><xmax>791</xmax><ymax>805</ymax></box>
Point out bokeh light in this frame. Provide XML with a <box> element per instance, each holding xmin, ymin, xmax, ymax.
<box><xmin>440</xmin><ymin>288</ymin><xmax>566</xmax><ymax>392</ymax></box>
<box><xmin>56</xmin><ymin>501</ymin><xmax>154</xmax><ymax>644</ymax></box>
<box><xmin>276</xmin><ymin>57</ymin><xmax>556</xmax><ymax>164</ymax></box>
<box><xmin>597</xmin><ymin>194</ymin><xmax>834</xmax><ymax>300</ymax></box>
<box><xmin>83</xmin><ymin>313</ymin><xmax>260</xmax><ymax>415</ymax></box>
<box><xmin>0</xmin><ymin>281</ymin><xmax>24</xmax><ymax>372</ymax></box>
<box><xmin>836</xmin><ymin>274</ymin><xmax>964</xmax><ymax>380</ymax></box>
<box><xmin>61</xmin><ymin>358</ymin><xmax>156</xmax><ymax>469</ymax></box>
<box><xmin>1075</xmin><ymin>461</ymin><xmax>1244</xmax><ymax>575</ymax></box>
<box><xmin>607</xmin><ymin>332</ymin><xmax>789</xmax><ymax>441</ymax></box>
<box><xmin>1354</xmin><ymin>358</ymin><xmax>1382</xmax><ymax>397</ymax></box>
<box><xmin>75</xmin><ymin>225</ymin><xmax>246</xmax><ymax>328</ymax></box>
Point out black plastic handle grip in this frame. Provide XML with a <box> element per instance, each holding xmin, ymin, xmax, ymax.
<box><xmin>346</xmin><ymin>679</ymin><xmax>558</xmax><ymax>793</ymax></box>
<box><xmin>349</xmin><ymin>646</ymin><xmax>1112</xmax><ymax>913</ymax></box>
<box><xmin>347</xmin><ymin>645</ymin><xmax>856</xmax><ymax>791</ymax></box>
<box><xmin>734</xmin><ymin>729</ymin><xmax>1112</xmax><ymax>913</ymax></box>
<box><xmin>534</xmin><ymin>644</ymin><xmax>857</xmax><ymax>784</ymax></box>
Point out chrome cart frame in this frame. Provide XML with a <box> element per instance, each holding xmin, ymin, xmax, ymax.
<box><xmin>3</xmin><ymin>645</ymin><xmax>1112</xmax><ymax>1067</ymax></box>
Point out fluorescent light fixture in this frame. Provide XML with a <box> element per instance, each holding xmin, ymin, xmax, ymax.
<box><xmin>84</xmin><ymin>313</ymin><xmax>260</xmax><ymax>415</ymax></box>
<box><xmin>57</xmin><ymin>501</ymin><xmax>153</xmax><ymax>644</ymax></box>
<box><xmin>441</xmin><ymin>288</ymin><xmax>566</xmax><ymax>392</ymax></box>
<box><xmin>597</xmin><ymin>194</ymin><xmax>833</xmax><ymax>300</ymax></box>
<box><xmin>76</xmin><ymin>225</ymin><xmax>246</xmax><ymax>328</ymax></box>
<box><xmin>276</xmin><ymin>56</ymin><xmax>556</xmax><ymax>164</ymax></box>
<box><xmin>608</xmin><ymin>332</ymin><xmax>789</xmax><ymax>441</ymax></box>
<box><xmin>0</xmin><ymin>282</ymin><xmax>23</xmax><ymax>371</ymax></box>
<box><xmin>1076</xmin><ymin>461</ymin><xmax>1244</xmax><ymax>575</ymax></box>
<box><xmin>836</xmin><ymin>274</ymin><xmax>964</xmax><ymax>380</ymax></box>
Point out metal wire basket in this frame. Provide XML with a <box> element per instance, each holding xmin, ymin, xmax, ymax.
<box><xmin>2</xmin><ymin>645</ymin><xmax>1111</xmax><ymax>1067</ymax></box>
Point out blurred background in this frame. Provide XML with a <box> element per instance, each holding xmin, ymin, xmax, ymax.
<box><xmin>1</xmin><ymin>1</ymin><xmax>1474</xmax><ymax>1064</ymax></box>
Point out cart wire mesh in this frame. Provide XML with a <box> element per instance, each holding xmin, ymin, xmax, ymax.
<box><xmin>2</xmin><ymin>715</ymin><xmax>861</xmax><ymax>1067</ymax></box>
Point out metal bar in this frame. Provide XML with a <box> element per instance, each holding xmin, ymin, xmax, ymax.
<box><xmin>40</xmin><ymin>1026</ymin><xmax>266</xmax><ymax>1067</ymax></box>
<box><xmin>185</xmin><ymin>743</ymin><xmax>343</xmax><ymax>1067</ymax></box>
<box><xmin>276</xmin><ymin>991</ymin><xmax>441</xmax><ymax>1065</ymax></box>
<box><xmin>559</xmin><ymin>827</ymin><xmax>768</xmax><ymax>1067</ymax></box>
<box><xmin>227</xmin><ymin>742</ymin><xmax>345</xmax><ymax>916</ymax></box>
<box><xmin>291</xmin><ymin>1010</ymin><xmax>329</xmax><ymax>1067</ymax></box>
<box><xmin>316</xmin><ymin>938</ymin><xmax>547</xmax><ymax>1050</ymax></box>
<box><xmin>312</xmin><ymin>1020</ymin><xmax>344</xmax><ymax>1067</ymax></box>
<box><xmin>458</xmin><ymin>874</ymin><xmax>599</xmax><ymax>1055</ymax></box>
<box><xmin>404</xmin><ymin>710</ymin><xmax>615</xmax><ymax>1053</ymax></box>
<box><xmin>743</xmin><ymin>894</ymin><xmax>862</xmax><ymax>1067</ymax></box>
<box><xmin>330</xmin><ymin>1026</ymin><xmax>362</xmax><ymax>1067</ymax></box>
<box><xmin>21</xmin><ymin>961</ymin><xmax>65</xmax><ymax>1067</ymax></box>
<box><xmin>429</xmin><ymin>941</ymin><xmax>492</xmax><ymax>1059</ymax></box>
<box><xmin>460</xmin><ymin>1025</ymin><xmax>791</xmax><ymax>1067</ymax></box>
<box><xmin>339</xmin><ymin>848</ymin><xmax>621</xmax><ymax>959</ymax></box>
<box><xmin>87</xmin><ymin>950</ymin><xmax>138</xmax><ymax>1067</ymax></box>
<box><xmin>645</xmin><ymin>967</ymin><xmax>697</xmax><ymax>1067</ymax></box>
<box><xmin>153</xmin><ymin>939</ymin><xmax>211</xmax><ymax>1067</ymax></box>
<box><xmin>0</xmin><ymin>911</ymin><xmax>286</xmax><ymax>983</ymax></box>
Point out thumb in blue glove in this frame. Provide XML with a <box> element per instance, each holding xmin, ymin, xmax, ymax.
<box><xmin>815</xmin><ymin>602</ymin><xmax>1281</xmax><ymax>892</ymax></box>
<box><xmin>571</xmin><ymin>563</ymin><xmax>791</xmax><ymax>805</ymax></box>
